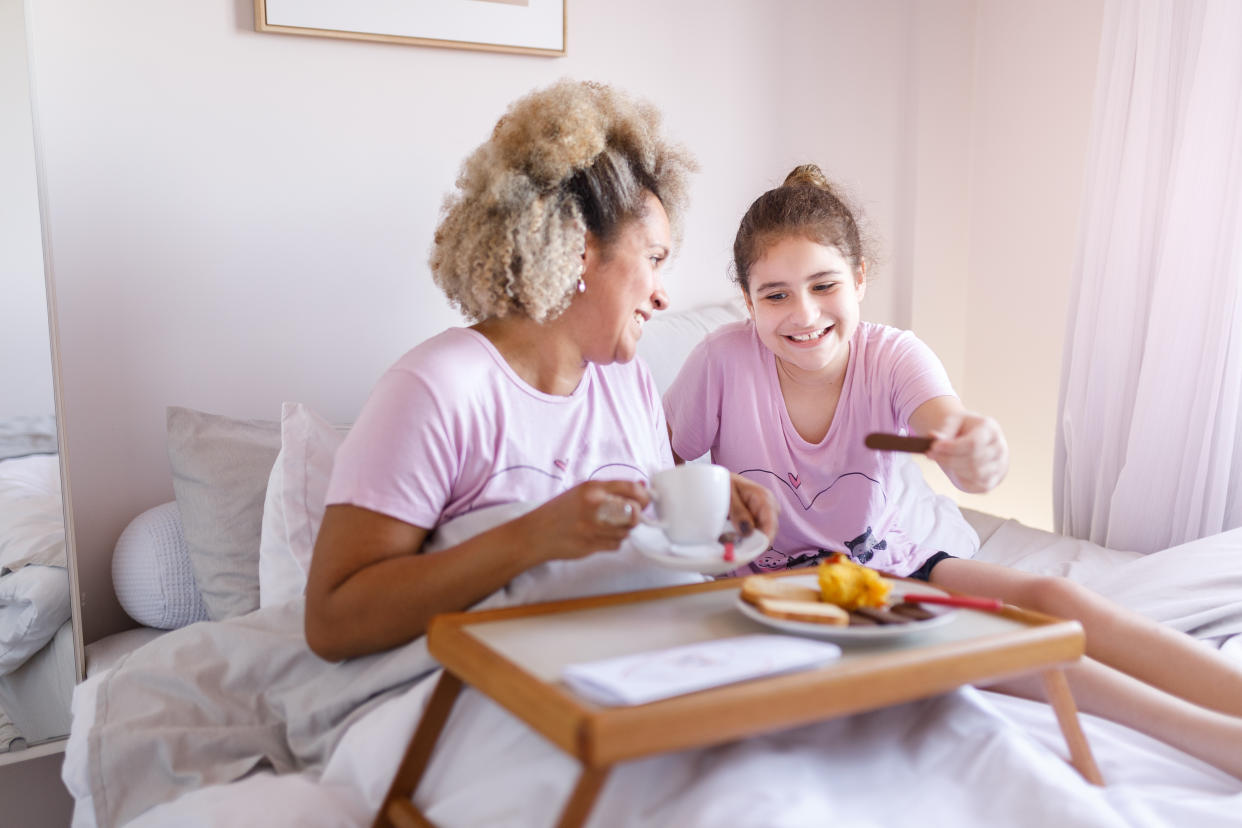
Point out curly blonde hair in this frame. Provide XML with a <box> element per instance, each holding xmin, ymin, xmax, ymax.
<box><xmin>431</xmin><ymin>79</ymin><xmax>697</xmax><ymax>322</ymax></box>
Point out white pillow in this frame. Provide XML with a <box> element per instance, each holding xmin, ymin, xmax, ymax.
<box><xmin>258</xmin><ymin>403</ymin><xmax>347</xmax><ymax>608</ymax></box>
<box><xmin>636</xmin><ymin>298</ymin><xmax>747</xmax><ymax>396</ymax></box>
<box><xmin>0</xmin><ymin>564</ymin><xmax>72</xmax><ymax>675</ymax></box>
<box><xmin>112</xmin><ymin>501</ymin><xmax>210</xmax><ymax>630</ymax></box>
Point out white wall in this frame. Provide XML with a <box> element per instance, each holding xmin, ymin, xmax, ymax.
<box><xmin>910</xmin><ymin>0</ymin><xmax>1106</xmax><ymax>530</ymax></box>
<box><xmin>1</xmin><ymin>0</ymin><xmax>55</xmax><ymax>420</ymax></box>
<box><xmin>28</xmin><ymin>0</ymin><xmax>915</xmax><ymax>642</ymax></box>
<box><xmin>904</xmin><ymin>0</ymin><xmax>976</xmax><ymax>390</ymax></box>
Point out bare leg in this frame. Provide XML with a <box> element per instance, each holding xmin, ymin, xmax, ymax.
<box><xmin>931</xmin><ymin>557</ymin><xmax>1242</xmax><ymax>717</ymax></box>
<box><xmin>983</xmin><ymin>656</ymin><xmax>1242</xmax><ymax>779</ymax></box>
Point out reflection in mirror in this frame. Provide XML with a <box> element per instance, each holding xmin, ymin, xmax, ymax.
<box><xmin>0</xmin><ymin>0</ymin><xmax>77</xmax><ymax>757</ymax></box>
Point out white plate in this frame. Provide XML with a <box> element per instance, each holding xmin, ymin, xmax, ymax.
<box><xmin>628</xmin><ymin>523</ymin><xmax>769</xmax><ymax>575</ymax></box>
<box><xmin>736</xmin><ymin>574</ymin><xmax>957</xmax><ymax>641</ymax></box>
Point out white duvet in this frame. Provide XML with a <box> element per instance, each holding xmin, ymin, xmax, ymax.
<box><xmin>64</xmin><ymin>514</ymin><xmax>1242</xmax><ymax>828</ymax></box>
<box><xmin>0</xmin><ymin>454</ymin><xmax>71</xmax><ymax>675</ymax></box>
<box><xmin>0</xmin><ymin>453</ymin><xmax>66</xmax><ymax>572</ymax></box>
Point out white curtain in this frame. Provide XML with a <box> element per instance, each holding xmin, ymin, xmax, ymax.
<box><xmin>1055</xmin><ymin>0</ymin><xmax>1242</xmax><ymax>553</ymax></box>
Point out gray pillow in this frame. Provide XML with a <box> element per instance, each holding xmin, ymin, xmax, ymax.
<box><xmin>166</xmin><ymin>406</ymin><xmax>281</xmax><ymax>621</ymax></box>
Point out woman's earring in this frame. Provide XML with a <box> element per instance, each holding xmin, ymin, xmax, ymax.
<box><xmin>577</xmin><ymin>277</ymin><xmax>586</xmax><ymax>293</ymax></box>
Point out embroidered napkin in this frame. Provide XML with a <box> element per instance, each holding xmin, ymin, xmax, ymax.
<box><xmin>561</xmin><ymin>634</ymin><xmax>842</xmax><ymax>706</ymax></box>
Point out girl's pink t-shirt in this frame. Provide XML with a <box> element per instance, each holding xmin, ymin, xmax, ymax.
<box><xmin>664</xmin><ymin>320</ymin><xmax>956</xmax><ymax>577</ymax></box>
<box><xmin>326</xmin><ymin>328</ymin><xmax>673</xmax><ymax>529</ymax></box>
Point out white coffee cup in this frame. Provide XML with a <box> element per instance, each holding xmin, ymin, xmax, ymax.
<box><xmin>642</xmin><ymin>463</ymin><xmax>731</xmax><ymax>545</ymax></box>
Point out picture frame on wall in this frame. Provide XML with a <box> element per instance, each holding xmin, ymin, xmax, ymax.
<box><xmin>254</xmin><ymin>0</ymin><xmax>566</xmax><ymax>57</ymax></box>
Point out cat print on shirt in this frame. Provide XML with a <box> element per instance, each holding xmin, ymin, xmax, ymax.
<box><xmin>844</xmin><ymin>526</ymin><xmax>886</xmax><ymax>565</ymax></box>
<box><xmin>741</xmin><ymin>545</ymin><xmax>851</xmax><ymax>575</ymax></box>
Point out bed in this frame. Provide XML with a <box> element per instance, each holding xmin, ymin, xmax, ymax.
<box><xmin>61</xmin><ymin>303</ymin><xmax>1242</xmax><ymax>827</ymax></box>
<box><xmin>0</xmin><ymin>417</ymin><xmax>74</xmax><ymax>752</ymax></box>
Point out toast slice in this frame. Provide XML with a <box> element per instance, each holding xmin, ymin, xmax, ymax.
<box><xmin>740</xmin><ymin>576</ymin><xmax>821</xmax><ymax>607</ymax></box>
<box><xmin>755</xmin><ymin>597</ymin><xmax>849</xmax><ymax>626</ymax></box>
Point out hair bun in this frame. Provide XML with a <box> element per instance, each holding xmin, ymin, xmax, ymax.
<box><xmin>783</xmin><ymin>163</ymin><xmax>831</xmax><ymax>190</ymax></box>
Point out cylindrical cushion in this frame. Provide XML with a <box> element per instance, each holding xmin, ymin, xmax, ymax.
<box><xmin>112</xmin><ymin>502</ymin><xmax>209</xmax><ymax>630</ymax></box>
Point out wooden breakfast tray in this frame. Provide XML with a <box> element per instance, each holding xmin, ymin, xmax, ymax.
<box><xmin>374</xmin><ymin>573</ymin><xmax>1101</xmax><ymax>828</ymax></box>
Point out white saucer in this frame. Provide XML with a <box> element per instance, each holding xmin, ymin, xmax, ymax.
<box><xmin>736</xmin><ymin>575</ymin><xmax>958</xmax><ymax>641</ymax></box>
<box><xmin>628</xmin><ymin>523</ymin><xmax>769</xmax><ymax>575</ymax></box>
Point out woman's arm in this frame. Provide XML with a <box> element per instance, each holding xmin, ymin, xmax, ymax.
<box><xmin>908</xmin><ymin>395</ymin><xmax>1008</xmax><ymax>494</ymax></box>
<box><xmin>304</xmin><ymin>479</ymin><xmax>649</xmax><ymax>661</ymax></box>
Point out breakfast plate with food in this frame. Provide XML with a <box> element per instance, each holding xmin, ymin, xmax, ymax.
<box><xmin>628</xmin><ymin>522</ymin><xmax>770</xmax><ymax>575</ymax></box>
<box><xmin>737</xmin><ymin>553</ymin><xmax>1002</xmax><ymax>641</ymax></box>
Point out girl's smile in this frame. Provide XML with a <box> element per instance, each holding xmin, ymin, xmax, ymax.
<box><xmin>786</xmin><ymin>324</ymin><xmax>833</xmax><ymax>344</ymax></box>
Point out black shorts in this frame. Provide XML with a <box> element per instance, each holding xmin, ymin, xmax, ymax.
<box><xmin>907</xmin><ymin>551</ymin><xmax>956</xmax><ymax>582</ymax></box>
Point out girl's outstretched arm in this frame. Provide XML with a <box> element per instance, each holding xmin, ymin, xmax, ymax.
<box><xmin>909</xmin><ymin>396</ymin><xmax>1008</xmax><ymax>493</ymax></box>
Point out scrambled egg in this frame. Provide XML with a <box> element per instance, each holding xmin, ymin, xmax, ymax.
<box><xmin>817</xmin><ymin>553</ymin><xmax>891</xmax><ymax>610</ymax></box>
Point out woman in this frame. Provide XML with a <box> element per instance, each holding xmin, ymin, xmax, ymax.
<box><xmin>305</xmin><ymin>79</ymin><xmax>777</xmax><ymax>661</ymax></box>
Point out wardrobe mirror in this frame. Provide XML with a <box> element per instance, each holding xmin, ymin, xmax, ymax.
<box><xmin>0</xmin><ymin>0</ymin><xmax>83</xmax><ymax>762</ymax></box>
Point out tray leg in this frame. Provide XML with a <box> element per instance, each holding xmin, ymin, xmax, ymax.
<box><xmin>373</xmin><ymin>670</ymin><xmax>464</xmax><ymax>828</ymax></box>
<box><xmin>1041</xmin><ymin>667</ymin><xmax>1104</xmax><ymax>786</ymax></box>
<box><xmin>553</xmin><ymin>765</ymin><xmax>612</xmax><ymax>828</ymax></box>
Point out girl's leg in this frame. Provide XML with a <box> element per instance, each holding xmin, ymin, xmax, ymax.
<box><xmin>929</xmin><ymin>557</ymin><xmax>1242</xmax><ymax>717</ymax></box>
<box><xmin>984</xmin><ymin>657</ymin><xmax>1242</xmax><ymax>780</ymax></box>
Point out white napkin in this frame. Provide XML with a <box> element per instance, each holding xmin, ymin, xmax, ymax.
<box><xmin>561</xmin><ymin>634</ymin><xmax>842</xmax><ymax>706</ymax></box>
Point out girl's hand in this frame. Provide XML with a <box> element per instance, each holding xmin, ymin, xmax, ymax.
<box><xmin>518</xmin><ymin>480</ymin><xmax>651</xmax><ymax>561</ymax></box>
<box><xmin>727</xmin><ymin>474</ymin><xmax>779</xmax><ymax>539</ymax></box>
<box><xmin>925</xmin><ymin>412</ymin><xmax>1008</xmax><ymax>493</ymax></box>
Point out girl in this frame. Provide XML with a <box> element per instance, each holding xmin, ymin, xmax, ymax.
<box><xmin>664</xmin><ymin>164</ymin><xmax>1242</xmax><ymax>779</ymax></box>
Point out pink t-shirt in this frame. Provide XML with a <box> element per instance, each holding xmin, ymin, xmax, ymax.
<box><xmin>326</xmin><ymin>328</ymin><xmax>673</xmax><ymax>528</ymax></box>
<box><xmin>664</xmin><ymin>320</ymin><xmax>956</xmax><ymax>577</ymax></box>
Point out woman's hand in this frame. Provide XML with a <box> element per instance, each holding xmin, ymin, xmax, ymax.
<box><xmin>727</xmin><ymin>474</ymin><xmax>779</xmax><ymax>540</ymax></box>
<box><xmin>516</xmin><ymin>480</ymin><xmax>651</xmax><ymax>561</ymax></box>
<box><xmin>924</xmin><ymin>411</ymin><xmax>1008</xmax><ymax>493</ymax></box>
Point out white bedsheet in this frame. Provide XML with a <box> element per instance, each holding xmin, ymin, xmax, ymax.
<box><xmin>65</xmin><ymin>517</ymin><xmax>1242</xmax><ymax>827</ymax></box>
<box><xmin>95</xmin><ymin>672</ymin><xmax>1242</xmax><ymax>828</ymax></box>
